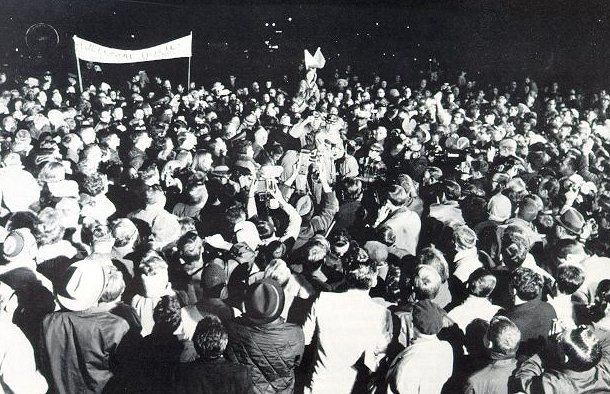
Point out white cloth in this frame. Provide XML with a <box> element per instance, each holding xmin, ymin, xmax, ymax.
<box><xmin>37</xmin><ymin>240</ymin><xmax>78</xmax><ymax>263</ymax></box>
<box><xmin>429</xmin><ymin>201</ymin><xmax>465</xmax><ymax>228</ymax></box>
<box><xmin>131</xmin><ymin>285</ymin><xmax>175</xmax><ymax>337</ymax></box>
<box><xmin>381</xmin><ymin>208</ymin><xmax>421</xmax><ymax>256</ymax></box>
<box><xmin>548</xmin><ymin>293</ymin><xmax>577</xmax><ymax>330</ymax></box>
<box><xmin>453</xmin><ymin>248</ymin><xmax>483</xmax><ymax>283</ymax></box>
<box><xmin>448</xmin><ymin>295</ymin><xmax>502</xmax><ymax>332</ymax></box>
<box><xmin>303</xmin><ymin>289</ymin><xmax>392</xmax><ymax>394</ymax></box>
<box><xmin>578</xmin><ymin>255</ymin><xmax>610</xmax><ymax>304</ymax></box>
<box><xmin>386</xmin><ymin>336</ymin><xmax>453</xmax><ymax>394</ymax></box>
<box><xmin>0</xmin><ymin>318</ymin><xmax>48</xmax><ymax>394</ymax></box>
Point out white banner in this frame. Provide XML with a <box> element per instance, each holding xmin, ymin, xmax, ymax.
<box><xmin>73</xmin><ymin>34</ymin><xmax>192</xmax><ymax>64</ymax></box>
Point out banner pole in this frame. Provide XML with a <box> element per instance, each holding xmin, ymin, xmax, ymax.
<box><xmin>187</xmin><ymin>31</ymin><xmax>192</xmax><ymax>89</ymax></box>
<box><xmin>187</xmin><ymin>56</ymin><xmax>192</xmax><ymax>89</ymax></box>
<box><xmin>76</xmin><ymin>56</ymin><xmax>83</xmax><ymax>92</ymax></box>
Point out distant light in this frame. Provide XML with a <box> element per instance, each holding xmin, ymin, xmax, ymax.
<box><xmin>272</xmin><ymin>22</ymin><xmax>276</xmax><ymax>27</ymax></box>
<box><xmin>375</xmin><ymin>22</ymin><xmax>379</xmax><ymax>26</ymax></box>
<box><xmin>383</xmin><ymin>52</ymin><xmax>386</xmax><ymax>56</ymax></box>
<box><xmin>406</xmin><ymin>25</ymin><xmax>410</xmax><ymax>29</ymax></box>
<box><xmin>392</xmin><ymin>53</ymin><xmax>395</xmax><ymax>57</ymax></box>
<box><xmin>337</xmin><ymin>53</ymin><xmax>340</xmax><ymax>57</ymax></box>
<box><xmin>225</xmin><ymin>42</ymin><xmax>228</xmax><ymax>46</ymax></box>
<box><xmin>275</xmin><ymin>30</ymin><xmax>283</xmax><ymax>34</ymax></box>
<box><xmin>112</xmin><ymin>11</ymin><xmax>116</xmax><ymax>15</ymax></box>
<box><xmin>429</xmin><ymin>58</ymin><xmax>432</xmax><ymax>61</ymax></box>
<box><xmin>417</xmin><ymin>44</ymin><xmax>420</xmax><ymax>47</ymax></box>
<box><xmin>15</xmin><ymin>48</ymin><xmax>18</xmax><ymax>52</ymax></box>
<box><xmin>413</xmin><ymin>57</ymin><xmax>417</xmax><ymax>61</ymax></box>
<box><xmin>265</xmin><ymin>22</ymin><xmax>269</xmax><ymax>27</ymax></box>
<box><xmin>287</xmin><ymin>17</ymin><xmax>292</xmax><ymax>22</ymax></box>
<box><xmin>130</xmin><ymin>34</ymin><xmax>135</xmax><ymax>38</ymax></box>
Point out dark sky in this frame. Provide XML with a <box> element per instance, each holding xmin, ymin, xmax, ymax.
<box><xmin>2</xmin><ymin>0</ymin><xmax>609</xmax><ymax>88</ymax></box>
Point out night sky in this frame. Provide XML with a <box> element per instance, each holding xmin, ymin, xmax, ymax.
<box><xmin>1</xmin><ymin>0</ymin><xmax>609</xmax><ymax>89</ymax></box>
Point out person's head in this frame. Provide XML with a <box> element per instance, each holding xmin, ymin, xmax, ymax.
<box><xmin>439</xmin><ymin>179</ymin><xmax>461</xmax><ymax>202</ymax></box>
<box><xmin>253</xmin><ymin>126</ymin><xmax>268</xmax><ymax>146</ymax></box>
<box><xmin>78</xmin><ymin>126</ymin><xmax>96</xmax><ymax>146</ymax></box>
<box><xmin>363</xmin><ymin>240</ymin><xmax>389</xmax><ymax>268</ymax></box>
<box><xmin>373</xmin><ymin>126</ymin><xmax>388</xmax><ymax>142</ymax></box>
<box><xmin>185</xmin><ymin>173</ymin><xmax>208</xmax><ymax>204</ymax></box>
<box><xmin>262</xmin><ymin>259</ymin><xmax>291</xmax><ymax>287</ymax></box>
<box><xmin>554</xmin><ymin>207</ymin><xmax>585</xmax><ymax>240</ymax></box>
<box><xmin>244</xmin><ymin>279</ymin><xmax>285</xmax><ymax>324</ymax></box>
<box><xmin>341</xmin><ymin>178</ymin><xmax>363</xmax><ymax>202</ymax></box>
<box><xmin>225</xmin><ymin>203</ymin><xmax>247</xmax><ymax>227</ymax></box>
<box><xmin>112</xmin><ymin>218</ymin><xmax>139</xmax><ymax>249</ymax></box>
<box><xmin>418</xmin><ymin>245</ymin><xmax>449</xmax><ymax>283</ymax></box>
<box><xmin>385</xmin><ymin>184</ymin><xmax>410</xmax><ymax>209</ymax></box>
<box><xmin>37</xmin><ymin>161</ymin><xmax>66</xmax><ymax>185</ymax></box>
<box><xmin>412</xmin><ymin>299</ymin><xmax>444</xmax><ymax>338</ymax></box>
<box><xmin>511</xmin><ymin>267</ymin><xmax>543</xmax><ymax>302</ymax></box>
<box><xmin>487</xmin><ymin>193</ymin><xmax>512</xmax><ymax>222</ymax></box>
<box><xmin>132</xmin><ymin>130</ymin><xmax>152</xmax><ymax>150</ymax></box>
<box><xmin>193</xmin><ymin>314</ymin><xmax>228</xmax><ymax>360</ymax></box>
<box><xmin>467</xmin><ymin>268</ymin><xmax>497</xmax><ymax>298</ymax></box>
<box><xmin>559</xmin><ymin>327</ymin><xmax>602</xmax><ymax>372</ymax></box>
<box><xmin>56</xmin><ymin>259</ymin><xmax>106</xmax><ymax>311</ymax></box>
<box><xmin>453</xmin><ymin>224</ymin><xmax>477</xmax><ymax>252</ymax></box>
<box><xmin>153</xmin><ymin>295</ymin><xmax>182</xmax><ymax>335</ymax></box>
<box><xmin>593</xmin><ymin>279</ymin><xmax>610</xmax><ymax>321</ymax></box>
<box><xmin>81</xmin><ymin>173</ymin><xmax>107</xmax><ymax>197</ymax></box>
<box><xmin>555</xmin><ymin>263</ymin><xmax>585</xmax><ymax>296</ymax></box>
<box><xmin>139</xmin><ymin>250</ymin><xmax>170</xmax><ymax>298</ymax></box>
<box><xmin>34</xmin><ymin>207</ymin><xmax>65</xmax><ymax>246</ymax></box>
<box><xmin>99</xmin><ymin>264</ymin><xmax>125</xmax><ymax>303</ymax></box>
<box><xmin>485</xmin><ymin>316</ymin><xmax>521</xmax><ymax>357</ymax></box>
<box><xmin>413</xmin><ymin>264</ymin><xmax>442</xmax><ymax>300</ymax></box>
<box><xmin>176</xmin><ymin>231</ymin><xmax>204</xmax><ymax>275</ymax></box>
<box><xmin>344</xmin><ymin>258</ymin><xmax>378</xmax><ymax>290</ymax></box>
<box><xmin>498</xmin><ymin>138</ymin><xmax>518</xmax><ymax>157</ymax></box>
<box><xmin>501</xmin><ymin>227</ymin><xmax>530</xmax><ymax>269</ymax></box>
<box><xmin>191</xmin><ymin>150</ymin><xmax>214</xmax><ymax>173</ymax></box>
<box><xmin>90</xmin><ymin>224</ymin><xmax>115</xmax><ymax>254</ymax></box>
<box><xmin>517</xmin><ymin>195</ymin><xmax>540</xmax><ymax>222</ymax></box>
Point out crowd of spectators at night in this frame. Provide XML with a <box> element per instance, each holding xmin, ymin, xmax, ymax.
<box><xmin>2</xmin><ymin>58</ymin><xmax>610</xmax><ymax>394</ymax></box>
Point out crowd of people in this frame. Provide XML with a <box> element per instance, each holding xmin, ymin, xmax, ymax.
<box><xmin>1</xmin><ymin>57</ymin><xmax>610</xmax><ymax>394</ymax></box>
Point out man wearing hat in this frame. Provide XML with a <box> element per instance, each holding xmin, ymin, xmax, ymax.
<box><xmin>0</xmin><ymin>281</ymin><xmax>48</xmax><ymax>393</ymax></box>
<box><xmin>0</xmin><ymin>228</ymin><xmax>54</xmax><ymax>348</ymax></box>
<box><xmin>385</xmin><ymin>299</ymin><xmax>453</xmax><ymax>394</ymax></box>
<box><xmin>41</xmin><ymin>259</ymin><xmax>130</xmax><ymax>393</ymax></box>
<box><xmin>225</xmin><ymin>279</ymin><xmax>304</xmax><ymax>394</ymax></box>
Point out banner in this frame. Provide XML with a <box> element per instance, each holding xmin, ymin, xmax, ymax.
<box><xmin>304</xmin><ymin>47</ymin><xmax>325</xmax><ymax>69</ymax></box>
<box><xmin>73</xmin><ymin>34</ymin><xmax>192</xmax><ymax>64</ymax></box>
